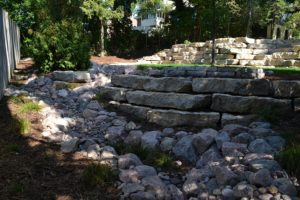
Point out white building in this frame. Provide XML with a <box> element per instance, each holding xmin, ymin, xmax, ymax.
<box><xmin>131</xmin><ymin>0</ymin><xmax>174</xmax><ymax>33</ymax></box>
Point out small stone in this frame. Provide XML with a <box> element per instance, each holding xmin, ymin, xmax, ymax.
<box><xmin>249</xmin><ymin>128</ymin><xmax>274</xmax><ymax>137</ymax></box>
<box><xmin>265</xmin><ymin>136</ymin><xmax>285</xmax><ymax>151</ymax></box>
<box><xmin>233</xmin><ymin>183</ymin><xmax>254</xmax><ymax>198</ymax></box>
<box><xmin>249</xmin><ymin>122</ymin><xmax>271</xmax><ymax>129</ymax></box>
<box><xmin>122</xmin><ymin>183</ymin><xmax>145</xmax><ymax>195</ymax></box>
<box><xmin>249</xmin><ymin>159</ymin><xmax>281</xmax><ymax>172</ymax></box>
<box><xmin>126</xmin><ymin>121</ymin><xmax>137</xmax><ymax>131</ymax></box>
<box><xmin>168</xmin><ymin>184</ymin><xmax>184</xmax><ymax>200</ymax></box>
<box><xmin>61</xmin><ymin>138</ymin><xmax>79</xmax><ymax>153</ymax></box>
<box><xmin>82</xmin><ymin>108</ymin><xmax>98</xmax><ymax>119</ymax></box>
<box><xmin>130</xmin><ymin>191</ymin><xmax>156</xmax><ymax>200</ymax></box>
<box><xmin>268</xmin><ymin>185</ymin><xmax>278</xmax><ymax>194</ymax></box>
<box><xmin>258</xmin><ymin>193</ymin><xmax>273</xmax><ymax>200</ymax></box>
<box><xmin>258</xmin><ymin>187</ymin><xmax>267</xmax><ymax>194</ymax></box>
<box><xmin>175</xmin><ymin>131</ymin><xmax>189</xmax><ymax>139</ymax></box>
<box><xmin>222</xmin><ymin>188</ymin><xmax>234</xmax><ymax>198</ymax></box>
<box><xmin>222</xmin><ymin>124</ymin><xmax>249</xmax><ymax>137</ymax></box>
<box><xmin>105</xmin><ymin>126</ymin><xmax>125</xmax><ymax>142</ymax></box>
<box><xmin>141</xmin><ymin>176</ymin><xmax>171</xmax><ymax>200</ymax></box>
<box><xmin>86</xmin><ymin>100</ymin><xmax>102</xmax><ymax>111</ymax></box>
<box><xmin>57</xmin><ymin>89</ymin><xmax>68</xmax><ymax>97</ymax></box>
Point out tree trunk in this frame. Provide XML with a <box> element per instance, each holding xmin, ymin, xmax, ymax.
<box><xmin>100</xmin><ymin>20</ymin><xmax>105</xmax><ymax>57</ymax></box>
<box><xmin>211</xmin><ymin>0</ymin><xmax>216</xmax><ymax>66</ymax></box>
<box><xmin>246</xmin><ymin>0</ymin><xmax>253</xmax><ymax>37</ymax></box>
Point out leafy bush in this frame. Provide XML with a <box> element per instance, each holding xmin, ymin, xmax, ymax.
<box><xmin>28</xmin><ymin>20</ymin><xmax>90</xmax><ymax>72</ymax></box>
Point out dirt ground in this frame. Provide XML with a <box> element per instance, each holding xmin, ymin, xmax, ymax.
<box><xmin>0</xmin><ymin>97</ymin><xmax>119</xmax><ymax>200</ymax></box>
<box><xmin>90</xmin><ymin>56</ymin><xmax>136</xmax><ymax>64</ymax></box>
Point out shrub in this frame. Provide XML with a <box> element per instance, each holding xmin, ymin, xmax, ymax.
<box><xmin>82</xmin><ymin>163</ymin><xmax>117</xmax><ymax>188</ymax></box>
<box><xmin>28</xmin><ymin>20</ymin><xmax>90</xmax><ymax>72</ymax></box>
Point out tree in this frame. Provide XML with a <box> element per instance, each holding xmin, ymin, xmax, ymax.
<box><xmin>81</xmin><ymin>0</ymin><xmax>124</xmax><ymax>56</ymax></box>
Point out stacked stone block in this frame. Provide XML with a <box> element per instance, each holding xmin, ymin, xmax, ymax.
<box><xmin>98</xmin><ymin>73</ymin><xmax>300</xmax><ymax>128</ymax></box>
<box><xmin>143</xmin><ymin>37</ymin><xmax>300</xmax><ymax>67</ymax></box>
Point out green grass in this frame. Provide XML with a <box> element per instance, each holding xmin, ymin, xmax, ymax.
<box><xmin>20</xmin><ymin>102</ymin><xmax>41</xmax><ymax>113</ymax></box>
<box><xmin>19</xmin><ymin>118</ymin><xmax>31</xmax><ymax>136</ymax></box>
<box><xmin>66</xmin><ymin>83</ymin><xmax>83</xmax><ymax>90</ymax></box>
<box><xmin>7</xmin><ymin>117</ymin><xmax>31</xmax><ymax>136</ymax></box>
<box><xmin>137</xmin><ymin>63</ymin><xmax>209</xmax><ymax>70</ymax></box>
<box><xmin>82</xmin><ymin>163</ymin><xmax>117</xmax><ymax>188</ymax></box>
<box><xmin>112</xmin><ymin>142</ymin><xmax>177</xmax><ymax>170</ymax></box>
<box><xmin>265</xmin><ymin>67</ymin><xmax>300</xmax><ymax>75</ymax></box>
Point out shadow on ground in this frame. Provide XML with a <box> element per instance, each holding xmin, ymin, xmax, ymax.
<box><xmin>0</xmin><ymin>96</ymin><xmax>118</xmax><ymax>200</ymax></box>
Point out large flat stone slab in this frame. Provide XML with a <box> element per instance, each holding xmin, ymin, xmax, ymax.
<box><xmin>98</xmin><ymin>86</ymin><xmax>130</xmax><ymax>101</ymax></box>
<box><xmin>147</xmin><ymin>109</ymin><xmax>220</xmax><ymax>127</ymax></box>
<box><xmin>111</xmin><ymin>75</ymin><xmax>192</xmax><ymax>92</ymax></box>
<box><xmin>221</xmin><ymin>113</ymin><xmax>258</xmax><ymax>126</ymax></box>
<box><xmin>126</xmin><ymin>91</ymin><xmax>211</xmax><ymax>110</ymax></box>
<box><xmin>109</xmin><ymin>102</ymin><xmax>150</xmax><ymax>120</ymax></box>
<box><xmin>211</xmin><ymin>94</ymin><xmax>292</xmax><ymax>114</ymax></box>
<box><xmin>53</xmin><ymin>71</ymin><xmax>91</xmax><ymax>83</ymax></box>
<box><xmin>193</xmin><ymin>78</ymin><xmax>273</xmax><ymax>96</ymax></box>
<box><xmin>272</xmin><ymin>80</ymin><xmax>300</xmax><ymax>98</ymax></box>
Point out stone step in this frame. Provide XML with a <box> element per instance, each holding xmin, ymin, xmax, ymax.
<box><xmin>111</xmin><ymin>75</ymin><xmax>193</xmax><ymax>93</ymax></box>
<box><xmin>126</xmin><ymin>90</ymin><xmax>211</xmax><ymax>110</ymax></box>
<box><xmin>211</xmin><ymin>94</ymin><xmax>292</xmax><ymax>114</ymax></box>
<box><xmin>192</xmin><ymin>78</ymin><xmax>273</xmax><ymax>96</ymax></box>
<box><xmin>109</xmin><ymin>102</ymin><xmax>257</xmax><ymax>127</ymax></box>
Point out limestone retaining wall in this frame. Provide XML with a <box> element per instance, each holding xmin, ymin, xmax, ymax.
<box><xmin>141</xmin><ymin>37</ymin><xmax>300</xmax><ymax>67</ymax></box>
<box><xmin>98</xmin><ymin>73</ymin><xmax>299</xmax><ymax>127</ymax></box>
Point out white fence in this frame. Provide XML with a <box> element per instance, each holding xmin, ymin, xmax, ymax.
<box><xmin>0</xmin><ymin>7</ymin><xmax>20</xmax><ymax>99</ymax></box>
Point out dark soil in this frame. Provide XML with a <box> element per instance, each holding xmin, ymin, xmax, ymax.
<box><xmin>0</xmin><ymin>97</ymin><xmax>119</xmax><ymax>200</ymax></box>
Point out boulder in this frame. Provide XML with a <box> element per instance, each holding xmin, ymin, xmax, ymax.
<box><xmin>130</xmin><ymin>191</ymin><xmax>156</xmax><ymax>200</ymax></box>
<box><xmin>265</xmin><ymin>136</ymin><xmax>285</xmax><ymax>151</ymax></box>
<box><xmin>192</xmin><ymin>129</ymin><xmax>218</xmax><ymax>154</ymax></box>
<box><xmin>98</xmin><ymin>86</ymin><xmax>129</xmax><ymax>101</ymax></box>
<box><xmin>232</xmin><ymin>132</ymin><xmax>255</xmax><ymax>144</ymax></box>
<box><xmin>249</xmin><ymin>159</ymin><xmax>281</xmax><ymax>172</ymax></box>
<box><xmin>248</xmin><ymin>139</ymin><xmax>275</xmax><ymax>154</ymax></box>
<box><xmin>212</xmin><ymin>165</ymin><xmax>239</xmax><ymax>185</ymax></box>
<box><xmin>172</xmin><ymin>136</ymin><xmax>198</xmax><ymax>163</ymax></box>
<box><xmin>233</xmin><ymin>182</ymin><xmax>254</xmax><ymax>198</ymax></box>
<box><xmin>273</xmin><ymin>178</ymin><xmax>297</xmax><ymax>197</ymax></box>
<box><xmin>221</xmin><ymin>113</ymin><xmax>258</xmax><ymax>126</ymax></box>
<box><xmin>215</xmin><ymin>131</ymin><xmax>231</xmax><ymax>149</ymax></box>
<box><xmin>249</xmin><ymin>169</ymin><xmax>273</xmax><ymax>187</ymax></box>
<box><xmin>141</xmin><ymin>176</ymin><xmax>171</xmax><ymax>200</ymax></box>
<box><xmin>160</xmin><ymin>137</ymin><xmax>176</xmax><ymax>152</ymax></box>
<box><xmin>118</xmin><ymin>153</ymin><xmax>143</xmax><ymax>169</ymax></box>
<box><xmin>196</xmin><ymin>145</ymin><xmax>223</xmax><ymax>167</ymax></box>
<box><xmin>167</xmin><ymin>185</ymin><xmax>184</xmax><ymax>200</ymax></box>
<box><xmin>222</xmin><ymin>142</ymin><xmax>248</xmax><ymax>157</ymax></box>
<box><xmin>141</xmin><ymin>131</ymin><xmax>161</xmax><ymax>150</ymax></box>
<box><xmin>53</xmin><ymin>71</ymin><xmax>91</xmax><ymax>83</ymax></box>
<box><xmin>125</xmin><ymin>130</ymin><xmax>143</xmax><ymax>146</ymax></box>
<box><xmin>61</xmin><ymin>138</ymin><xmax>79</xmax><ymax>153</ymax></box>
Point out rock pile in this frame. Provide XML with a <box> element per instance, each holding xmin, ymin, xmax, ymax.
<box><xmin>4</xmin><ymin>67</ymin><xmax>299</xmax><ymax>200</ymax></box>
<box><xmin>141</xmin><ymin>37</ymin><xmax>300</xmax><ymax>67</ymax></box>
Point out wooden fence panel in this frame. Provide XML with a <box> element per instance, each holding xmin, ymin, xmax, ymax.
<box><xmin>0</xmin><ymin>7</ymin><xmax>20</xmax><ymax>99</ymax></box>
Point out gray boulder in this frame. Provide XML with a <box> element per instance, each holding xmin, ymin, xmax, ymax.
<box><xmin>222</xmin><ymin>142</ymin><xmax>248</xmax><ymax>157</ymax></box>
<box><xmin>249</xmin><ymin>169</ymin><xmax>273</xmax><ymax>187</ymax></box>
<box><xmin>233</xmin><ymin>182</ymin><xmax>254</xmax><ymax>198</ymax></box>
<box><xmin>248</xmin><ymin>139</ymin><xmax>275</xmax><ymax>154</ymax></box>
<box><xmin>212</xmin><ymin>165</ymin><xmax>239</xmax><ymax>185</ymax></box>
<box><xmin>232</xmin><ymin>132</ymin><xmax>255</xmax><ymax>144</ymax></box>
<box><xmin>141</xmin><ymin>131</ymin><xmax>161</xmax><ymax>150</ymax></box>
<box><xmin>265</xmin><ymin>136</ymin><xmax>285</xmax><ymax>151</ymax></box>
<box><xmin>160</xmin><ymin>137</ymin><xmax>176</xmax><ymax>152</ymax></box>
<box><xmin>142</xmin><ymin>176</ymin><xmax>171</xmax><ymax>200</ymax></box>
<box><xmin>249</xmin><ymin>159</ymin><xmax>281</xmax><ymax>172</ymax></box>
<box><xmin>130</xmin><ymin>191</ymin><xmax>156</xmax><ymax>200</ymax></box>
<box><xmin>125</xmin><ymin>130</ymin><xmax>143</xmax><ymax>146</ymax></box>
<box><xmin>61</xmin><ymin>138</ymin><xmax>79</xmax><ymax>153</ymax></box>
<box><xmin>118</xmin><ymin>153</ymin><xmax>143</xmax><ymax>169</ymax></box>
<box><xmin>192</xmin><ymin>129</ymin><xmax>218</xmax><ymax>154</ymax></box>
<box><xmin>215</xmin><ymin>131</ymin><xmax>231</xmax><ymax>149</ymax></box>
<box><xmin>273</xmin><ymin>178</ymin><xmax>297</xmax><ymax>197</ymax></box>
<box><xmin>196</xmin><ymin>146</ymin><xmax>223</xmax><ymax>168</ymax></box>
<box><xmin>172</xmin><ymin>136</ymin><xmax>198</xmax><ymax>163</ymax></box>
<box><xmin>221</xmin><ymin>124</ymin><xmax>249</xmax><ymax>137</ymax></box>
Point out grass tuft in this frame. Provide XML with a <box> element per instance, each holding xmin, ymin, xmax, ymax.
<box><xmin>278</xmin><ymin>142</ymin><xmax>300</xmax><ymax>179</ymax></box>
<box><xmin>82</xmin><ymin>163</ymin><xmax>117</xmax><ymax>188</ymax></box>
<box><xmin>20</xmin><ymin>102</ymin><xmax>41</xmax><ymax>113</ymax></box>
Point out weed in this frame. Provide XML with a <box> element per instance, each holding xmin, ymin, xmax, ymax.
<box><xmin>8</xmin><ymin>143</ymin><xmax>21</xmax><ymax>153</ymax></box>
<box><xmin>20</xmin><ymin>102</ymin><xmax>41</xmax><ymax>113</ymax></box>
<box><xmin>19</xmin><ymin>118</ymin><xmax>31</xmax><ymax>135</ymax></box>
<box><xmin>145</xmin><ymin>151</ymin><xmax>176</xmax><ymax>170</ymax></box>
<box><xmin>278</xmin><ymin>143</ymin><xmax>300</xmax><ymax>178</ymax></box>
<box><xmin>82</xmin><ymin>163</ymin><xmax>117</xmax><ymax>188</ymax></box>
